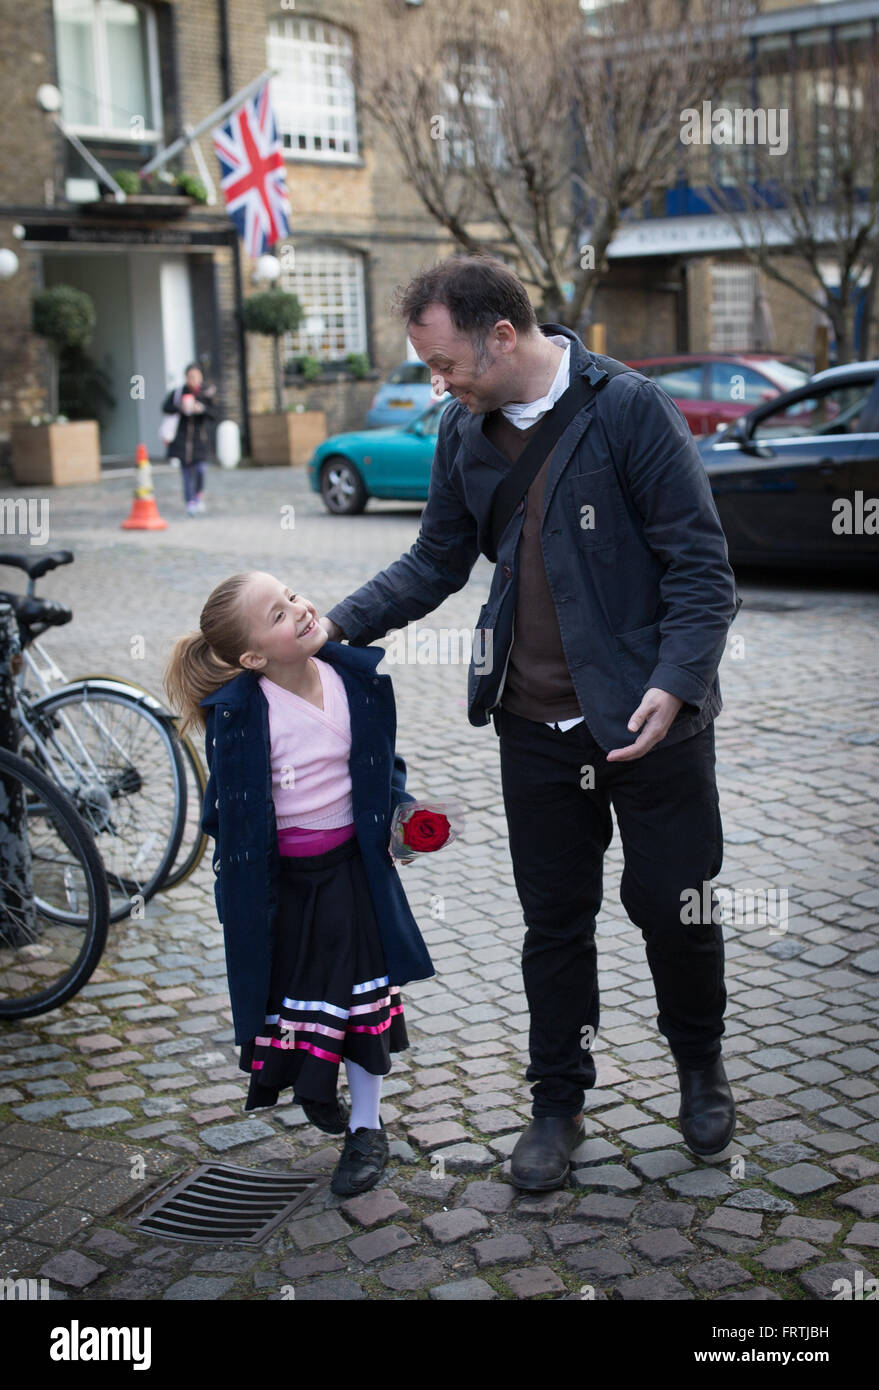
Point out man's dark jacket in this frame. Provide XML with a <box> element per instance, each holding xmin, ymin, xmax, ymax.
<box><xmin>199</xmin><ymin>641</ymin><xmax>435</xmax><ymax>1046</ymax></box>
<box><xmin>326</xmin><ymin>324</ymin><xmax>741</xmax><ymax>753</ymax></box>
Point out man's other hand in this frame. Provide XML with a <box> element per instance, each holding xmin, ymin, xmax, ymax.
<box><xmin>606</xmin><ymin>688</ymin><xmax>684</xmax><ymax>762</ymax></box>
<box><xmin>318</xmin><ymin>616</ymin><xmax>344</xmax><ymax>641</ymax></box>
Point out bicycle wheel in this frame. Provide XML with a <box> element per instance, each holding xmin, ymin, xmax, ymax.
<box><xmin>70</xmin><ymin>675</ymin><xmax>208</xmax><ymax>893</ymax></box>
<box><xmin>25</xmin><ymin>684</ymin><xmax>186</xmax><ymax>923</ymax></box>
<box><xmin>160</xmin><ymin>726</ymin><xmax>209</xmax><ymax>891</ymax></box>
<box><xmin>0</xmin><ymin>746</ymin><xmax>110</xmax><ymax>1018</ymax></box>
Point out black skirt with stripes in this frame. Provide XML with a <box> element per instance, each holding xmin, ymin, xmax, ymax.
<box><xmin>239</xmin><ymin>834</ymin><xmax>409</xmax><ymax>1110</ymax></box>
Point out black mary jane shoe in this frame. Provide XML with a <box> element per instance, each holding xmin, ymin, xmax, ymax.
<box><xmin>330</xmin><ymin>1123</ymin><xmax>389</xmax><ymax>1197</ymax></box>
<box><xmin>674</xmin><ymin>1055</ymin><xmax>736</xmax><ymax>1157</ymax></box>
<box><xmin>299</xmin><ymin>1093</ymin><xmax>351</xmax><ymax>1136</ymax></box>
<box><xmin>510</xmin><ymin>1113</ymin><xmax>586</xmax><ymax>1192</ymax></box>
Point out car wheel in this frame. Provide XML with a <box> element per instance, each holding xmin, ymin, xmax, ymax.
<box><xmin>320</xmin><ymin>456</ymin><xmax>367</xmax><ymax>515</ymax></box>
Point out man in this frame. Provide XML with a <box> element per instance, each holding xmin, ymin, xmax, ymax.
<box><xmin>318</xmin><ymin>255</ymin><xmax>740</xmax><ymax>1191</ymax></box>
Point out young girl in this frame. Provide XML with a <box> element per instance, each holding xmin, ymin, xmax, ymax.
<box><xmin>164</xmin><ymin>570</ymin><xmax>435</xmax><ymax>1196</ymax></box>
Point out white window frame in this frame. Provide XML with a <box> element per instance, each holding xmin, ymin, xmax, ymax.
<box><xmin>439</xmin><ymin>55</ymin><xmax>505</xmax><ymax>171</ymax></box>
<box><xmin>710</xmin><ymin>263</ymin><xmax>758</xmax><ymax>352</ymax></box>
<box><xmin>267</xmin><ymin>16</ymin><xmax>359</xmax><ymax>164</ymax></box>
<box><xmin>53</xmin><ymin>0</ymin><xmax>162</xmax><ymax>141</ymax></box>
<box><xmin>280</xmin><ymin>246</ymin><xmax>367</xmax><ymax>361</ymax></box>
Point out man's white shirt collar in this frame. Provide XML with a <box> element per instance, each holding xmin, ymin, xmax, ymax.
<box><xmin>499</xmin><ymin>335</ymin><xmax>571</xmax><ymax>429</ymax></box>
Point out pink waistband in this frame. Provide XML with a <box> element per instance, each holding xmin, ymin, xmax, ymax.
<box><xmin>277</xmin><ymin>822</ymin><xmax>357</xmax><ymax>856</ymax></box>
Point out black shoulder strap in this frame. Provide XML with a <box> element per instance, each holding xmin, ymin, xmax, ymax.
<box><xmin>487</xmin><ymin>359</ymin><xmax>629</xmax><ymax>562</ymax></box>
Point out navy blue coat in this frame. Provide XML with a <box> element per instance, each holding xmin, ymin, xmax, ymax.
<box><xmin>326</xmin><ymin>324</ymin><xmax>741</xmax><ymax>753</ymax></box>
<box><xmin>199</xmin><ymin>640</ymin><xmax>435</xmax><ymax>1046</ymax></box>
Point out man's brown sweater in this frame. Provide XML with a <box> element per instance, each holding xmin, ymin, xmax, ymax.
<box><xmin>482</xmin><ymin>409</ymin><xmax>583</xmax><ymax>723</ymax></box>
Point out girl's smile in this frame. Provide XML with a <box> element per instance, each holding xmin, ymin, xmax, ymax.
<box><xmin>238</xmin><ymin>571</ymin><xmax>328</xmax><ymax>690</ymax></box>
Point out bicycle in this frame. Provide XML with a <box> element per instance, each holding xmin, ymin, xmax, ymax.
<box><xmin>0</xmin><ymin>549</ymin><xmax>196</xmax><ymax>922</ymax></box>
<box><xmin>0</xmin><ymin>740</ymin><xmax>110</xmax><ymax>1018</ymax></box>
<box><xmin>91</xmin><ymin>672</ymin><xmax>209</xmax><ymax>894</ymax></box>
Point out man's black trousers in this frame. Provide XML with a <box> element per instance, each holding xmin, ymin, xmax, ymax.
<box><xmin>494</xmin><ymin>705</ymin><xmax>727</xmax><ymax>1118</ymax></box>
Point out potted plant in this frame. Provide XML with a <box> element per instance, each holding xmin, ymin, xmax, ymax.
<box><xmin>241</xmin><ymin>288</ymin><xmax>326</xmax><ymax>466</ymax></box>
<box><xmin>11</xmin><ymin>285</ymin><xmax>101</xmax><ymax>485</ymax></box>
<box><xmin>110</xmin><ymin>168</ymin><xmax>209</xmax><ymax>205</ymax></box>
<box><xmin>345</xmin><ymin>352</ymin><xmax>371</xmax><ymax>379</ymax></box>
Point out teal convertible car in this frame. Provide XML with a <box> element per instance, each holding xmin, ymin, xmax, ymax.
<box><xmin>308</xmin><ymin>396</ymin><xmax>451</xmax><ymax>514</ymax></box>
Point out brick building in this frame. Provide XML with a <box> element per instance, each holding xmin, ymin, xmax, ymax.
<box><xmin>0</xmin><ymin>0</ymin><xmax>456</xmax><ymax>468</ymax></box>
<box><xmin>1</xmin><ymin>0</ymin><xmax>876</xmax><ymax>472</ymax></box>
<box><xmin>588</xmin><ymin>0</ymin><xmax>879</xmax><ymax>367</ymax></box>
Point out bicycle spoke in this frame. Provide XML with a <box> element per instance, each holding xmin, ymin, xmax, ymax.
<box><xmin>26</xmin><ymin>691</ymin><xmax>185</xmax><ymax>920</ymax></box>
<box><xmin>0</xmin><ymin>749</ymin><xmax>109</xmax><ymax>1016</ymax></box>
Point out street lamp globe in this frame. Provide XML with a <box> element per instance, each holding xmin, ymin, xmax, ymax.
<box><xmin>252</xmin><ymin>254</ymin><xmax>281</xmax><ymax>285</ymax></box>
<box><xmin>0</xmin><ymin>249</ymin><xmax>19</xmax><ymax>280</ymax></box>
<box><xmin>37</xmin><ymin>84</ymin><xmax>62</xmax><ymax>113</ymax></box>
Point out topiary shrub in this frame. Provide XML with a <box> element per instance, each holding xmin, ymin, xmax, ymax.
<box><xmin>240</xmin><ymin>288</ymin><xmax>305</xmax><ymax>411</ymax></box>
<box><xmin>32</xmin><ymin>285</ymin><xmax>96</xmax><ymax>419</ymax></box>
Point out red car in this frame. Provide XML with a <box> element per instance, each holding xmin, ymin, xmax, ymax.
<box><xmin>624</xmin><ymin>354</ymin><xmax>810</xmax><ymax>437</ymax></box>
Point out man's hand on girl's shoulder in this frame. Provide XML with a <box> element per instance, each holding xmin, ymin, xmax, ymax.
<box><xmin>318</xmin><ymin>616</ymin><xmax>345</xmax><ymax>641</ymax></box>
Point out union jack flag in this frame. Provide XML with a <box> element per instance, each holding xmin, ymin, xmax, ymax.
<box><xmin>212</xmin><ymin>80</ymin><xmax>290</xmax><ymax>258</ymax></box>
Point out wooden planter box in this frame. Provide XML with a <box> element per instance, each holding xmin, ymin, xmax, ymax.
<box><xmin>249</xmin><ymin>411</ymin><xmax>326</xmax><ymax>467</ymax></box>
<box><xmin>10</xmin><ymin>420</ymin><xmax>101</xmax><ymax>486</ymax></box>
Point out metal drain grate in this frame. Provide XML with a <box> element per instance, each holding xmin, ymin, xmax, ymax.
<box><xmin>128</xmin><ymin>1164</ymin><xmax>321</xmax><ymax>1245</ymax></box>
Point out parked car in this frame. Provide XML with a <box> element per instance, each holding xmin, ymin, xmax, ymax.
<box><xmin>310</xmin><ymin>360</ymin><xmax>878</xmax><ymax>575</ymax></box>
<box><xmin>310</xmin><ymin>395</ymin><xmax>452</xmax><ymax>514</ymax></box>
<box><xmin>697</xmin><ymin>361</ymin><xmax>879</xmax><ymax>572</ymax></box>
<box><xmin>626</xmin><ymin>353</ymin><xmax>810</xmax><ymax>436</ymax></box>
<box><xmin>366</xmin><ymin>361</ymin><xmax>438</xmax><ymax>427</ymax></box>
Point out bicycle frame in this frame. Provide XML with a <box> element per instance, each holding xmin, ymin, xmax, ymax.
<box><xmin>17</xmin><ymin>643</ymin><xmax>178</xmax><ymax>803</ymax></box>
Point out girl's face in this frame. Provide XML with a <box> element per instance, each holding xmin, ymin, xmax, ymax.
<box><xmin>237</xmin><ymin>572</ymin><xmax>328</xmax><ymax>674</ymax></box>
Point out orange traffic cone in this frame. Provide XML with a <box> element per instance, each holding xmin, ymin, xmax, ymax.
<box><xmin>121</xmin><ymin>444</ymin><xmax>168</xmax><ymax>530</ymax></box>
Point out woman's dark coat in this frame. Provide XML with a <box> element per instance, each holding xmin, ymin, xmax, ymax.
<box><xmin>199</xmin><ymin>640</ymin><xmax>435</xmax><ymax>1046</ymax></box>
<box><xmin>161</xmin><ymin>384</ymin><xmax>216</xmax><ymax>465</ymax></box>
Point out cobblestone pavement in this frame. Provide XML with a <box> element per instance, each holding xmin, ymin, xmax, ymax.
<box><xmin>1</xmin><ymin>463</ymin><xmax>878</xmax><ymax>1302</ymax></box>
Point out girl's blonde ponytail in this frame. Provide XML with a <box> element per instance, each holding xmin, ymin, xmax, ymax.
<box><xmin>163</xmin><ymin>572</ymin><xmax>254</xmax><ymax>736</ymax></box>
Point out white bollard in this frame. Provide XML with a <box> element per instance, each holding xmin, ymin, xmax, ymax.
<box><xmin>216</xmin><ymin>419</ymin><xmax>241</xmax><ymax>469</ymax></box>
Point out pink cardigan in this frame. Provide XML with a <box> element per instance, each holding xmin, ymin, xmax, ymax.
<box><xmin>258</xmin><ymin>662</ymin><xmax>355</xmax><ymax>853</ymax></box>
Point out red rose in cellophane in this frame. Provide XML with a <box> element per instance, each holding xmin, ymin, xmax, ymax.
<box><xmin>389</xmin><ymin>800</ymin><xmax>464</xmax><ymax>862</ymax></box>
<box><xmin>402</xmin><ymin>808</ymin><xmax>450</xmax><ymax>852</ymax></box>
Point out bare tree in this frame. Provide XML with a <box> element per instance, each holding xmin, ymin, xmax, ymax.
<box><xmin>703</xmin><ymin>25</ymin><xmax>879</xmax><ymax>362</ymax></box>
<box><xmin>352</xmin><ymin>0</ymin><xmax>753</xmax><ymax>324</ymax></box>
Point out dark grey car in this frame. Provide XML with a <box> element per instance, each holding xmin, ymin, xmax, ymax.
<box><xmin>697</xmin><ymin>362</ymin><xmax>879</xmax><ymax>573</ymax></box>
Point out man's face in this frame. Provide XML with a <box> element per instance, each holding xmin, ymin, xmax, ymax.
<box><xmin>407</xmin><ymin>304</ymin><xmax>516</xmax><ymax>415</ymax></box>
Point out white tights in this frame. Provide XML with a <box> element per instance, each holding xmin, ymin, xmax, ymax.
<box><xmin>344</xmin><ymin>1058</ymin><xmax>383</xmax><ymax>1132</ymax></box>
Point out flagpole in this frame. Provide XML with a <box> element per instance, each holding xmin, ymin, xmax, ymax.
<box><xmin>54</xmin><ymin>116</ymin><xmax>126</xmax><ymax>198</ymax></box>
<box><xmin>137</xmin><ymin>68</ymin><xmax>279</xmax><ymax>176</ymax></box>
<box><xmin>185</xmin><ymin>130</ymin><xmax>218</xmax><ymax>205</ymax></box>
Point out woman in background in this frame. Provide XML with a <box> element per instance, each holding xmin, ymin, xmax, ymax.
<box><xmin>162</xmin><ymin>363</ymin><xmax>216</xmax><ymax>515</ymax></box>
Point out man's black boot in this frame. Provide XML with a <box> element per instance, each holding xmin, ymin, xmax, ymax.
<box><xmin>674</xmin><ymin>1055</ymin><xmax>736</xmax><ymax>1157</ymax></box>
<box><xmin>510</xmin><ymin>1114</ymin><xmax>585</xmax><ymax>1191</ymax></box>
